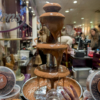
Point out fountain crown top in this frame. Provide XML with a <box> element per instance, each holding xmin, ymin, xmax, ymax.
<box><xmin>40</xmin><ymin>2</ymin><xmax>65</xmax><ymax>40</ymax></box>
<box><xmin>43</xmin><ymin>3</ymin><xmax>61</xmax><ymax>12</ymax></box>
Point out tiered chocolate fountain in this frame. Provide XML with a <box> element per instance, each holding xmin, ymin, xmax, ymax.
<box><xmin>23</xmin><ymin>3</ymin><xmax>82</xmax><ymax>100</ymax></box>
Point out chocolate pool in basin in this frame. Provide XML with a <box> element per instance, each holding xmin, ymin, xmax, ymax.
<box><xmin>23</xmin><ymin>3</ymin><xmax>82</xmax><ymax>100</ymax></box>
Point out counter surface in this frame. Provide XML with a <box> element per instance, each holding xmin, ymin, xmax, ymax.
<box><xmin>70</xmin><ymin>54</ymin><xmax>93</xmax><ymax>59</ymax></box>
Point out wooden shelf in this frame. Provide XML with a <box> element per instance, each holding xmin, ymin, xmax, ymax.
<box><xmin>0</xmin><ymin>37</ymin><xmax>33</xmax><ymax>41</ymax></box>
<box><xmin>0</xmin><ymin>38</ymin><xmax>22</xmax><ymax>41</ymax></box>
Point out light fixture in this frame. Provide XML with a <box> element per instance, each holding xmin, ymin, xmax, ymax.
<box><xmin>46</xmin><ymin>1</ymin><xmax>49</xmax><ymax>3</ymax></box>
<box><xmin>26</xmin><ymin>1</ymin><xmax>29</xmax><ymax>3</ymax></box>
<box><xmin>81</xmin><ymin>18</ymin><xmax>84</xmax><ymax>20</ymax></box>
<box><xmin>65</xmin><ymin>10</ymin><xmax>69</xmax><ymax>13</ymax></box>
<box><xmin>29</xmin><ymin>7</ymin><xmax>31</xmax><ymax>9</ymax></box>
<box><xmin>73</xmin><ymin>21</ymin><xmax>76</xmax><ymax>23</ymax></box>
<box><xmin>90</xmin><ymin>21</ymin><xmax>93</xmax><ymax>23</ymax></box>
<box><xmin>73</xmin><ymin>1</ymin><xmax>77</xmax><ymax>3</ymax></box>
<box><xmin>70</xmin><ymin>9</ymin><xmax>73</xmax><ymax>11</ymax></box>
<box><xmin>82</xmin><ymin>24</ymin><xmax>84</xmax><ymax>25</ymax></box>
<box><xmin>31</xmin><ymin>11</ymin><xmax>34</xmax><ymax>13</ymax></box>
<box><xmin>80</xmin><ymin>25</ymin><xmax>82</xmax><ymax>26</ymax></box>
<box><xmin>33</xmin><ymin>14</ymin><xmax>35</xmax><ymax>16</ymax></box>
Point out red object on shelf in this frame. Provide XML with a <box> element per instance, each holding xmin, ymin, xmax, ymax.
<box><xmin>88</xmin><ymin>53</ymin><xmax>93</xmax><ymax>57</ymax></box>
<box><xmin>88</xmin><ymin>50</ymin><xmax>94</xmax><ymax>57</ymax></box>
<box><xmin>74</xmin><ymin>28</ymin><xmax>82</xmax><ymax>33</ymax></box>
<box><xmin>22</xmin><ymin>31</ymin><xmax>25</xmax><ymax>38</ymax></box>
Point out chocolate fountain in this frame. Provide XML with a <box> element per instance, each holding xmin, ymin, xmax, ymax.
<box><xmin>23</xmin><ymin>3</ymin><xmax>82</xmax><ymax>100</ymax></box>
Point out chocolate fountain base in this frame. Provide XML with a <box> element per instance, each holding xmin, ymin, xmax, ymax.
<box><xmin>22</xmin><ymin>77</ymin><xmax>82</xmax><ymax>100</ymax></box>
<box><xmin>34</xmin><ymin>86</ymin><xmax>64</xmax><ymax>100</ymax></box>
<box><xmin>34</xmin><ymin>65</ymin><xmax>70</xmax><ymax>79</ymax></box>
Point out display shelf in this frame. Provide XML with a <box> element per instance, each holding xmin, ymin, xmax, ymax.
<box><xmin>0</xmin><ymin>37</ymin><xmax>33</xmax><ymax>41</ymax></box>
<box><xmin>0</xmin><ymin>38</ymin><xmax>22</xmax><ymax>41</ymax></box>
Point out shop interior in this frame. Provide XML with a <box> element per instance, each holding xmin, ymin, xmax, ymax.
<box><xmin>0</xmin><ymin>0</ymin><xmax>100</xmax><ymax>100</ymax></box>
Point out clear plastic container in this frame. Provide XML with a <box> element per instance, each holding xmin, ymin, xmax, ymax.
<box><xmin>0</xmin><ymin>85</ymin><xmax>20</xmax><ymax>100</ymax></box>
<box><xmin>0</xmin><ymin>66</ymin><xmax>16</xmax><ymax>97</ymax></box>
<box><xmin>86</xmin><ymin>71</ymin><xmax>100</xmax><ymax>100</ymax></box>
<box><xmin>83</xmin><ymin>90</ymin><xmax>93</xmax><ymax>100</ymax></box>
<box><xmin>18</xmin><ymin>50</ymin><xmax>30</xmax><ymax>58</ymax></box>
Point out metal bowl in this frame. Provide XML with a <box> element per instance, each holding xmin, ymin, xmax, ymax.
<box><xmin>22</xmin><ymin>76</ymin><xmax>83</xmax><ymax>100</ymax></box>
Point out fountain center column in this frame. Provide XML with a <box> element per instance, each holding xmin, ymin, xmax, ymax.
<box><xmin>46</xmin><ymin>32</ymin><xmax>57</xmax><ymax>72</ymax></box>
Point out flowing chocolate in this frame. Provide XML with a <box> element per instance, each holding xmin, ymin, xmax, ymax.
<box><xmin>40</xmin><ymin>13</ymin><xmax>65</xmax><ymax>40</ymax></box>
<box><xmin>37</xmin><ymin>44</ymin><xmax>67</xmax><ymax>71</ymax></box>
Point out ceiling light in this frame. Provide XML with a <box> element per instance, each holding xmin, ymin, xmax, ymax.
<box><xmin>80</xmin><ymin>25</ymin><xmax>82</xmax><ymax>26</ymax></box>
<box><xmin>65</xmin><ymin>10</ymin><xmax>69</xmax><ymax>13</ymax></box>
<box><xmin>74</xmin><ymin>21</ymin><xmax>76</xmax><ymax>23</ymax></box>
<box><xmin>90</xmin><ymin>21</ymin><xmax>93</xmax><ymax>23</ymax></box>
<box><xmin>29</xmin><ymin>7</ymin><xmax>31</xmax><ymax>9</ymax></box>
<box><xmin>83</xmin><ymin>24</ymin><xmax>84</xmax><ymax>25</ymax></box>
<box><xmin>31</xmin><ymin>11</ymin><xmax>34</xmax><ymax>13</ymax></box>
<box><xmin>73</xmin><ymin>1</ymin><xmax>77</xmax><ymax>3</ymax></box>
<box><xmin>26</xmin><ymin>1</ymin><xmax>29</xmax><ymax>3</ymax></box>
<box><xmin>46</xmin><ymin>1</ymin><xmax>49</xmax><ymax>3</ymax></box>
<box><xmin>33</xmin><ymin>14</ymin><xmax>35</xmax><ymax>16</ymax></box>
<box><xmin>70</xmin><ymin>9</ymin><xmax>73</xmax><ymax>11</ymax></box>
<box><xmin>81</xmin><ymin>18</ymin><xmax>84</xmax><ymax>19</ymax></box>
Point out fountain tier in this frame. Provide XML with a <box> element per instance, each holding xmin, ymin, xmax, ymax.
<box><xmin>36</xmin><ymin>44</ymin><xmax>67</xmax><ymax>72</ymax></box>
<box><xmin>40</xmin><ymin>13</ymin><xmax>65</xmax><ymax>40</ymax></box>
<box><xmin>43</xmin><ymin>3</ymin><xmax>61</xmax><ymax>12</ymax></box>
<box><xmin>34</xmin><ymin>65</ymin><xmax>70</xmax><ymax>79</ymax></box>
<box><xmin>23</xmin><ymin>77</ymin><xmax>82</xmax><ymax>100</ymax></box>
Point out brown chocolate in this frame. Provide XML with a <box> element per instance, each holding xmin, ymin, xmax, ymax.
<box><xmin>23</xmin><ymin>77</ymin><xmax>81</xmax><ymax>100</ymax></box>
<box><xmin>40</xmin><ymin>15</ymin><xmax>65</xmax><ymax>40</ymax></box>
<box><xmin>0</xmin><ymin>74</ymin><xmax>7</xmax><ymax>89</ymax></box>
<box><xmin>97</xmin><ymin>80</ymin><xmax>100</xmax><ymax>93</ymax></box>
<box><xmin>34</xmin><ymin>65</ymin><xmax>70</xmax><ymax>79</ymax></box>
<box><xmin>37</xmin><ymin>44</ymin><xmax>67</xmax><ymax>71</ymax></box>
<box><xmin>43</xmin><ymin>3</ymin><xmax>61</xmax><ymax>12</ymax></box>
<box><xmin>37</xmin><ymin>43</ymin><xmax>67</xmax><ymax>49</ymax></box>
<box><xmin>40</xmin><ymin>12</ymin><xmax>65</xmax><ymax>18</ymax></box>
